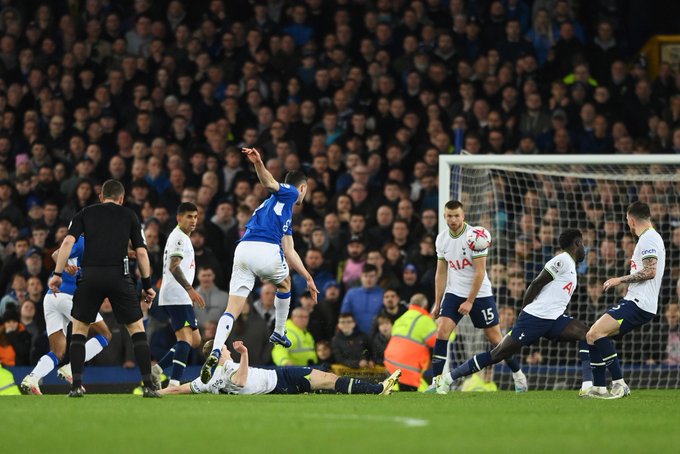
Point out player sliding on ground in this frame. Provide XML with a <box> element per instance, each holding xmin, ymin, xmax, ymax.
<box><xmin>587</xmin><ymin>201</ymin><xmax>665</xmax><ymax>399</ymax></box>
<box><xmin>432</xmin><ymin>229</ymin><xmax>595</xmax><ymax>395</ymax></box>
<box><xmin>200</xmin><ymin>147</ymin><xmax>319</xmax><ymax>384</ymax></box>
<box><xmin>21</xmin><ymin>236</ymin><xmax>111</xmax><ymax>395</ymax></box>
<box><xmin>428</xmin><ymin>200</ymin><xmax>527</xmax><ymax>393</ymax></box>
<box><xmin>164</xmin><ymin>340</ymin><xmax>401</xmax><ymax>396</ymax></box>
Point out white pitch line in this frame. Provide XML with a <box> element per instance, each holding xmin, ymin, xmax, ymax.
<box><xmin>305</xmin><ymin>413</ymin><xmax>429</xmax><ymax>427</ymax></box>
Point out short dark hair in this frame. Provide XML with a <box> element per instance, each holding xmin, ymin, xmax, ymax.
<box><xmin>445</xmin><ymin>200</ymin><xmax>463</xmax><ymax>211</ymax></box>
<box><xmin>627</xmin><ymin>201</ymin><xmax>651</xmax><ymax>220</ymax></box>
<box><xmin>177</xmin><ymin>202</ymin><xmax>198</xmax><ymax>215</ymax></box>
<box><xmin>362</xmin><ymin>263</ymin><xmax>378</xmax><ymax>274</ymax></box>
<box><xmin>284</xmin><ymin>170</ymin><xmax>307</xmax><ymax>187</ymax></box>
<box><xmin>101</xmin><ymin>179</ymin><xmax>125</xmax><ymax>199</ymax></box>
<box><xmin>558</xmin><ymin>229</ymin><xmax>582</xmax><ymax>250</ymax></box>
<box><xmin>338</xmin><ymin>313</ymin><xmax>355</xmax><ymax>320</ymax></box>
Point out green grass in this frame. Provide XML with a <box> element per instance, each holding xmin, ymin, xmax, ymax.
<box><xmin>2</xmin><ymin>391</ymin><xmax>679</xmax><ymax>453</ymax></box>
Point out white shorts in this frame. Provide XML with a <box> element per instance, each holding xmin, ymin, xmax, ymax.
<box><xmin>44</xmin><ymin>292</ymin><xmax>104</xmax><ymax>336</ymax></box>
<box><xmin>229</xmin><ymin>241</ymin><xmax>288</xmax><ymax>297</ymax></box>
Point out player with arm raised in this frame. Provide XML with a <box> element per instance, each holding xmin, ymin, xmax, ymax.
<box><xmin>428</xmin><ymin>200</ymin><xmax>527</xmax><ymax>393</ymax></box>
<box><xmin>587</xmin><ymin>201</ymin><xmax>665</xmax><ymax>399</ymax></box>
<box><xmin>21</xmin><ymin>236</ymin><xmax>112</xmax><ymax>395</ymax></box>
<box><xmin>434</xmin><ymin>229</ymin><xmax>595</xmax><ymax>394</ymax></box>
<box><xmin>152</xmin><ymin>202</ymin><xmax>205</xmax><ymax>388</ymax></box>
<box><xmin>199</xmin><ymin>147</ymin><xmax>319</xmax><ymax>384</ymax></box>
<box><xmin>162</xmin><ymin>340</ymin><xmax>400</xmax><ymax>396</ymax></box>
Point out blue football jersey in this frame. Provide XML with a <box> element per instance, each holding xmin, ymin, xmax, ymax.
<box><xmin>48</xmin><ymin>236</ymin><xmax>84</xmax><ymax>296</ymax></box>
<box><xmin>241</xmin><ymin>184</ymin><xmax>299</xmax><ymax>245</ymax></box>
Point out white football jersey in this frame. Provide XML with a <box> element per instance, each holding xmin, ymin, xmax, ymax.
<box><xmin>436</xmin><ymin>223</ymin><xmax>493</xmax><ymax>299</ymax></box>
<box><xmin>159</xmin><ymin>226</ymin><xmax>196</xmax><ymax>306</ymax></box>
<box><xmin>189</xmin><ymin>361</ymin><xmax>278</xmax><ymax>395</ymax></box>
<box><xmin>624</xmin><ymin>228</ymin><xmax>665</xmax><ymax>314</ymax></box>
<box><xmin>524</xmin><ymin>252</ymin><xmax>577</xmax><ymax>320</ymax></box>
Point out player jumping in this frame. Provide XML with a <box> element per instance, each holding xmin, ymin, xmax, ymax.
<box><xmin>21</xmin><ymin>236</ymin><xmax>111</xmax><ymax>395</ymax></box>
<box><xmin>428</xmin><ymin>200</ymin><xmax>527</xmax><ymax>393</ymax></box>
<box><xmin>587</xmin><ymin>202</ymin><xmax>665</xmax><ymax>399</ymax></box>
<box><xmin>152</xmin><ymin>202</ymin><xmax>205</xmax><ymax>388</ymax></box>
<box><xmin>164</xmin><ymin>340</ymin><xmax>400</xmax><ymax>396</ymax></box>
<box><xmin>200</xmin><ymin>147</ymin><xmax>319</xmax><ymax>383</ymax></box>
<box><xmin>433</xmin><ymin>229</ymin><xmax>595</xmax><ymax>395</ymax></box>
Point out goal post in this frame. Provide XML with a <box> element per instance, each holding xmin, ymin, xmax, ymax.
<box><xmin>438</xmin><ymin>153</ymin><xmax>680</xmax><ymax>390</ymax></box>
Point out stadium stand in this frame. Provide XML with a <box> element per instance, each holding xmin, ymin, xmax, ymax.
<box><xmin>0</xmin><ymin>0</ymin><xmax>679</xmax><ymax>390</ymax></box>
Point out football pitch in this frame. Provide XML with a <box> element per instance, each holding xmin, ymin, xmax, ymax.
<box><xmin>3</xmin><ymin>391</ymin><xmax>679</xmax><ymax>453</ymax></box>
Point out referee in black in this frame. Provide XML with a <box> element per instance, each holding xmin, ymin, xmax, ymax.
<box><xmin>48</xmin><ymin>179</ymin><xmax>160</xmax><ymax>397</ymax></box>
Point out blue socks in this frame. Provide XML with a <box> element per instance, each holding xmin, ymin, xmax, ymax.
<box><xmin>504</xmin><ymin>356</ymin><xmax>521</xmax><ymax>373</ymax></box>
<box><xmin>334</xmin><ymin>376</ymin><xmax>383</xmax><ymax>394</ymax></box>
<box><xmin>579</xmin><ymin>340</ymin><xmax>593</xmax><ymax>383</ymax></box>
<box><xmin>451</xmin><ymin>351</ymin><xmax>492</xmax><ymax>381</ymax></box>
<box><xmin>589</xmin><ymin>343</ymin><xmax>607</xmax><ymax>387</ymax></box>
<box><xmin>594</xmin><ymin>337</ymin><xmax>623</xmax><ymax>381</ymax></box>
<box><xmin>447</xmin><ymin>339</ymin><xmax>457</xmax><ymax>371</ymax></box>
<box><xmin>431</xmin><ymin>339</ymin><xmax>448</xmax><ymax>376</ymax></box>
<box><xmin>158</xmin><ymin>347</ymin><xmax>176</xmax><ymax>370</ymax></box>
<box><xmin>170</xmin><ymin>341</ymin><xmax>191</xmax><ymax>382</ymax></box>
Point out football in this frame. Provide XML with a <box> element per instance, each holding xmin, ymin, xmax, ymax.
<box><xmin>466</xmin><ymin>226</ymin><xmax>492</xmax><ymax>251</ymax></box>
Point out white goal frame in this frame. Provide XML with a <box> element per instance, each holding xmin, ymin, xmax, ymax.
<box><xmin>438</xmin><ymin>153</ymin><xmax>680</xmax><ymax>232</ymax></box>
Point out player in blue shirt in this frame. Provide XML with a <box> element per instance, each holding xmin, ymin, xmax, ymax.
<box><xmin>200</xmin><ymin>147</ymin><xmax>319</xmax><ymax>384</ymax></box>
<box><xmin>21</xmin><ymin>236</ymin><xmax>112</xmax><ymax>395</ymax></box>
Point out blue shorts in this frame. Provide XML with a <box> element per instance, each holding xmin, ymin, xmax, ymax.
<box><xmin>164</xmin><ymin>305</ymin><xmax>198</xmax><ymax>332</ymax></box>
<box><xmin>509</xmin><ymin>311</ymin><xmax>574</xmax><ymax>346</ymax></box>
<box><xmin>439</xmin><ymin>293</ymin><xmax>499</xmax><ymax>328</ymax></box>
<box><xmin>273</xmin><ymin>367</ymin><xmax>312</xmax><ymax>394</ymax></box>
<box><xmin>606</xmin><ymin>299</ymin><xmax>655</xmax><ymax>337</ymax></box>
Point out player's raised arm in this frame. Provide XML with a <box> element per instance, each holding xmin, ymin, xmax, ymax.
<box><xmin>242</xmin><ymin>147</ymin><xmax>280</xmax><ymax>192</ymax></box>
<box><xmin>521</xmin><ymin>270</ymin><xmax>553</xmax><ymax>309</ymax></box>
<box><xmin>282</xmin><ymin>234</ymin><xmax>319</xmax><ymax>303</ymax></box>
<box><xmin>231</xmin><ymin>341</ymin><xmax>249</xmax><ymax>387</ymax></box>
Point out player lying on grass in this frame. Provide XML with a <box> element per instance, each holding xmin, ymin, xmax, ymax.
<box><xmin>162</xmin><ymin>340</ymin><xmax>401</xmax><ymax>396</ymax></box>
<box><xmin>432</xmin><ymin>229</ymin><xmax>595</xmax><ymax>395</ymax></box>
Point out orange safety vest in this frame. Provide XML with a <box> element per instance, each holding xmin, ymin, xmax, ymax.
<box><xmin>383</xmin><ymin>305</ymin><xmax>436</xmax><ymax>387</ymax></box>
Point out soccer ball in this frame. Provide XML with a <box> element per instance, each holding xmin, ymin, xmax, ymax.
<box><xmin>466</xmin><ymin>226</ymin><xmax>492</xmax><ymax>251</ymax></box>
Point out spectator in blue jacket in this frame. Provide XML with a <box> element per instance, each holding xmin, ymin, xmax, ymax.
<box><xmin>340</xmin><ymin>264</ymin><xmax>384</xmax><ymax>335</ymax></box>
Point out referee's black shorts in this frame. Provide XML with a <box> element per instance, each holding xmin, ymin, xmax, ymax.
<box><xmin>72</xmin><ymin>266</ymin><xmax>142</xmax><ymax>325</ymax></box>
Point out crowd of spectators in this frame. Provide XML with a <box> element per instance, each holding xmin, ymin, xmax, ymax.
<box><xmin>0</xmin><ymin>0</ymin><xmax>679</xmax><ymax>374</ymax></box>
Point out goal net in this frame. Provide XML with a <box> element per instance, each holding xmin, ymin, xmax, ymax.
<box><xmin>438</xmin><ymin>154</ymin><xmax>680</xmax><ymax>390</ymax></box>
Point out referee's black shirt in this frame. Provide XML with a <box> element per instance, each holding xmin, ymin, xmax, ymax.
<box><xmin>67</xmin><ymin>202</ymin><xmax>146</xmax><ymax>266</ymax></box>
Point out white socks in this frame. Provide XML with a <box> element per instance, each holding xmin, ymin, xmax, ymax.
<box><xmin>212</xmin><ymin>312</ymin><xmax>235</xmax><ymax>355</ymax></box>
<box><xmin>274</xmin><ymin>291</ymin><xmax>291</xmax><ymax>335</ymax></box>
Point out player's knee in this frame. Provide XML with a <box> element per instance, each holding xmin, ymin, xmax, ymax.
<box><xmin>586</xmin><ymin>328</ymin><xmax>600</xmax><ymax>344</ymax></box>
<box><xmin>436</xmin><ymin>321</ymin><xmax>453</xmax><ymax>339</ymax></box>
<box><xmin>277</xmin><ymin>276</ymin><xmax>291</xmax><ymax>292</ymax></box>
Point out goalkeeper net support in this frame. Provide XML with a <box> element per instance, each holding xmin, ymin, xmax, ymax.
<box><xmin>438</xmin><ymin>154</ymin><xmax>680</xmax><ymax>390</ymax></box>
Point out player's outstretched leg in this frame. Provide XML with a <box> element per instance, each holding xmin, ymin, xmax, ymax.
<box><xmin>437</xmin><ymin>336</ymin><xmax>522</xmax><ymax>394</ymax></box>
<box><xmin>485</xmin><ymin>326</ymin><xmax>527</xmax><ymax>393</ymax></box>
<box><xmin>309</xmin><ymin>369</ymin><xmax>401</xmax><ymax>395</ymax></box>
<box><xmin>200</xmin><ymin>311</ymin><xmax>234</xmax><ymax>383</ymax></box>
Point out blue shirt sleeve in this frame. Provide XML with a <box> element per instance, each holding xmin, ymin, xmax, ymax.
<box><xmin>275</xmin><ymin>183</ymin><xmax>299</xmax><ymax>202</ymax></box>
<box><xmin>69</xmin><ymin>237</ymin><xmax>84</xmax><ymax>259</ymax></box>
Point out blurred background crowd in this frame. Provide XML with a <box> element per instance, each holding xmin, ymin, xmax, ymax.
<box><xmin>0</xmin><ymin>0</ymin><xmax>678</xmax><ymax>374</ymax></box>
